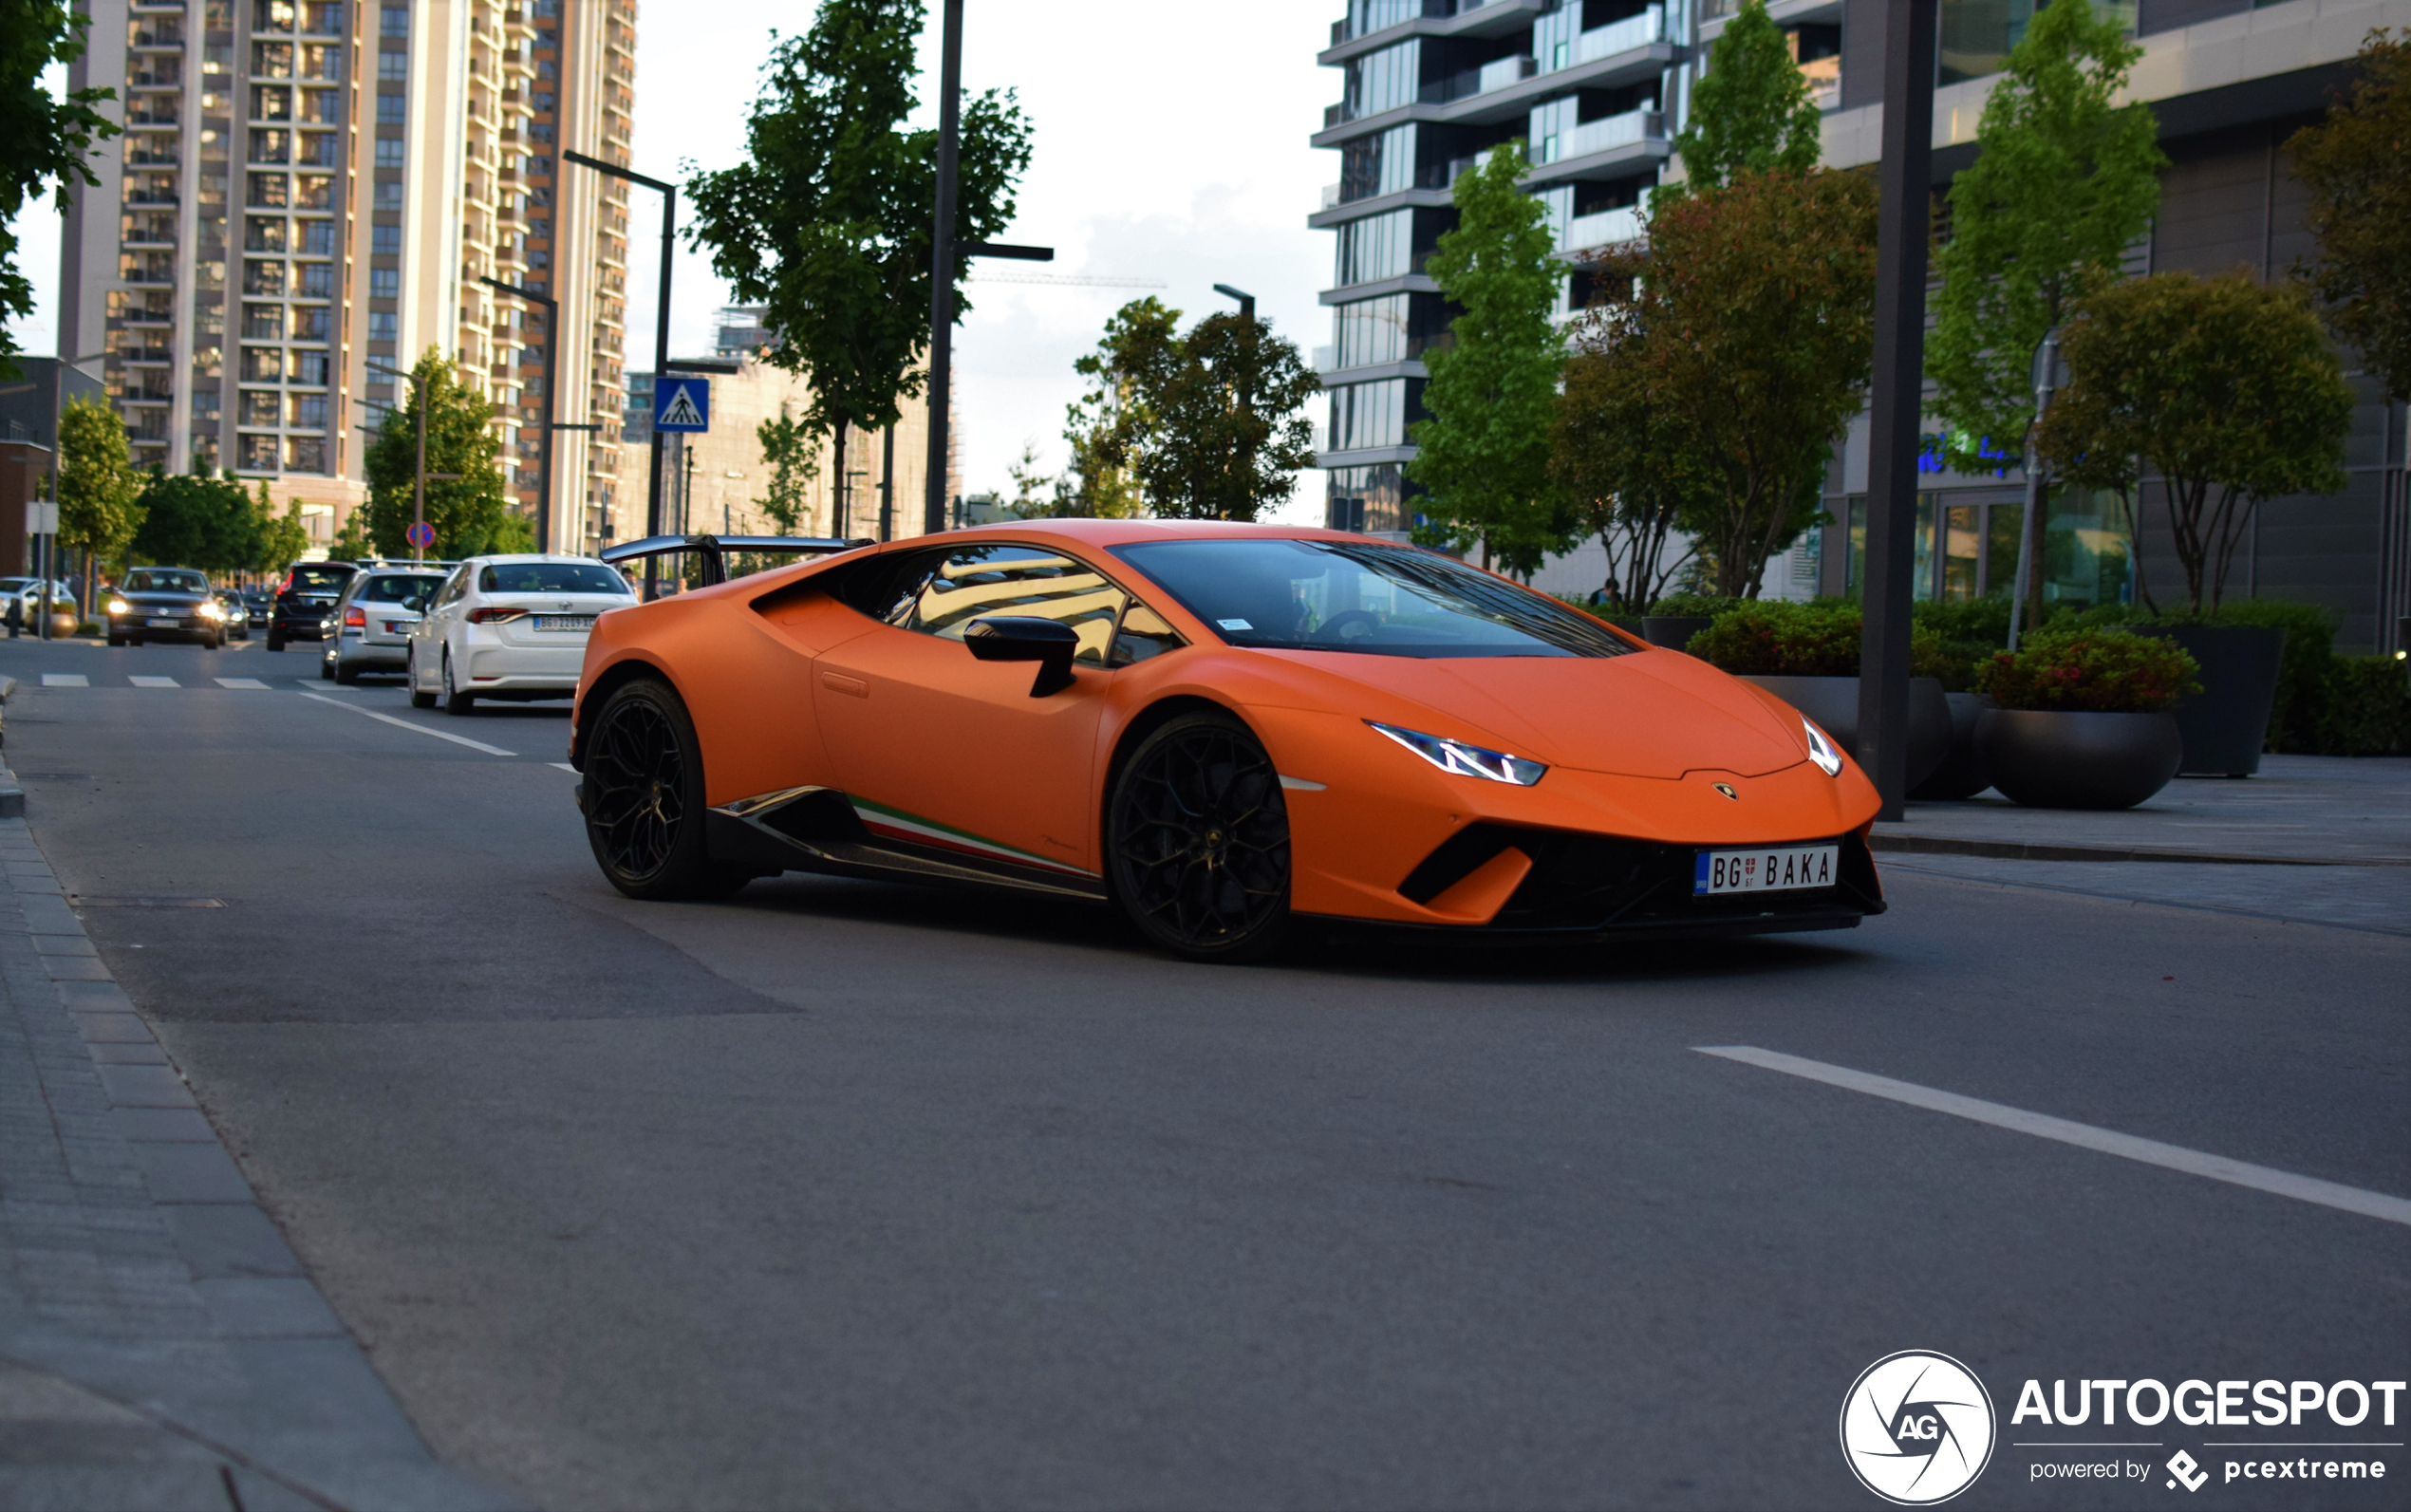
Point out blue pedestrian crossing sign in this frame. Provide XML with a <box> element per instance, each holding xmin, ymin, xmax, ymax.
<box><xmin>653</xmin><ymin>377</ymin><xmax>710</xmax><ymax>433</ymax></box>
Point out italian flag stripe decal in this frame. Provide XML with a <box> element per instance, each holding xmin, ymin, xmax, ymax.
<box><xmin>848</xmin><ymin>797</ymin><xmax>1096</xmax><ymax>877</ymax></box>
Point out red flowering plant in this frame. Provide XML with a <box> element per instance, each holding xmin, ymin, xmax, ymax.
<box><xmin>1976</xmin><ymin>628</ymin><xmax>2200</xmax><ymax>713</ymax></box>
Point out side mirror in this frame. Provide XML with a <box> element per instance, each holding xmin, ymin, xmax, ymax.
<box><xmin>964</xmin><ymin>615</ymin><xmax>1079</xmax><ymax>697</ymax></box>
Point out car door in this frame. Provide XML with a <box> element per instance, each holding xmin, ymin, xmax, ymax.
<box><xmin>415</xmin><ymin>567</ymin><xmax>469</xmax><ymax>684</ymax></box>
<box><xmin>813</xmin><ymin>543</ymin><xmax>1129</xmax><ymax>878</ymax></box>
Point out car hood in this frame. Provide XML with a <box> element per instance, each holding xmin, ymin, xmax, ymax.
<box><xmin>1257</xmin><ymin>646</ymin><xmax>1809</xmax><ymax>779</ymax></box>
<box><xmin>117</xmin><ymin>590</ymin><xmax>211</xmax><ymax>609</ymax></box>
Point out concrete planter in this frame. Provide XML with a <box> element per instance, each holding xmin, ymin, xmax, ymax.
<box><xmin>1741</xmin><ymin>674</ymin><xmax>1952</xmax><ymax>791</ymax></box>
<box><xmin>1974</xmin><ymin>708</ymin><xmax>2183</xmax><ymax>810</ymax></box>
<box><xmin>1909</xmin><ymin>691</ymin><xmax>1995</xmax><ymax>801</ymax></box>
<box><xmin>1641</xmin><ymin>615</ymin><xmax>1713</xmax><ymax>651</ymax></box>
<box><xmin>2133</xmin><ymin>624</ymin><xmax>2285</xmax><ymax>776</ymax></box>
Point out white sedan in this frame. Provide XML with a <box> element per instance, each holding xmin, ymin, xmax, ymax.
<box><xmin>406</xmin><ymin>554</ymin><xmax>636</xmax><ymax>714</ymax></box>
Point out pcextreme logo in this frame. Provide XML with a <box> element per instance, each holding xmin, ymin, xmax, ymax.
<box><xmin>1841</xmin><ymin>1352</ymin><xmax>1999</xmax><ymax>1505</ymax></box>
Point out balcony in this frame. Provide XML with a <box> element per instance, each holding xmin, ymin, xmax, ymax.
<box><xmin>1552</xmin><ymin>6</ymin><xmax>1664</xmax><ymax>71</ymax></box>
<box><xmin>128</xmin><ymin>95</ymin><xmax>182</xmax><ymax>123</ymax></box>
<box><xmin>1801</xmin><ymin>53</ymin><xmax>1841</xmax><ymax>111</ymax></box>
<box><xmin>1423</xmin><ymin>52</ymin><xmax>1537</xmax><ymax>106</ymax></box>
<box><xmin>1560</xmin><ymin>203</ymin><xmax>1643</xmax><ymax>253</ymax></box>
<box><xmin>1540</xmin><ymin>106</ymin><xmax>1663</xmax><ymax>166</ymax></box>
<box><xmin>130</xmin><ymin>16</ymin><xmax>186</xmax><ymax>48</ymax></box>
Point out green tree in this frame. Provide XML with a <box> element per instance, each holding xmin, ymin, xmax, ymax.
<box><xmin>56</xmin><ymin>396</ymin><xmax>141</xmax><ymax>607</ymax></box>
<box><xmin>2036</xmin><ymin>270</ymin><xmax>2352</xmax><ymax>616</ymax></box>
<box><xmin>753</xmin><ymin>406</ymin><xmax>820</xmax><ymax>533</ymax></box>
<box><xmin>1409</xmin><ymin>143</ymin><xmax>1573</xmax><ymax>575</ymax></box>
<box><xmin>0</xmin><ymin>0</ymin><xmax>118</xmax><ymax>375</ymax></box>
<box><xmin>1669</xmin><ymin>0</ymin><xmax>1822</xmax><ymax>194</ymax></box>
<box><xmin>1584</xmin><ymin>169</ymin><xmax>1879</xmax><ymax>598</ymax></box>
<box><xmin>1069</xmin><ymin>296</ymin><xmax>1179</xmax><ymax>515</ymax></box>
<box><xmin>1551</xmin><ymin>337</ymin><xmax>1706</xmax><ymax>611</ymax></box>
<box><xmin>327</xmin><ymin>511</ymin><xmax>371</xmax><ymax>561</ymax></box>
<box><xmin>362</xmin><ymin>350</ymin><xmax>515</xmax><ymax>558</ymax></box>
<box><xmin>1928</xmin><ymin>0</ymin><xmax>2163</xmax><ymax>622</ymax></box>
<box><xmin>1130</xmin><ymin>312</ymin><xmax>1320</xmax><ymax>522</ymax></box>
<box><xmin>2288</xmin><ymin>29</ymin><xmax>2411</xmax><ymax>401</ymax></box>
<box><xmin>687</xmin><ymin>0</ymin><xmax>1032</xmax><ymax>517</ymax></box>
<box><xmin>130</xmin><ymin>468</ymin><xmax>258</xmax><ymax>572</ymax></box>
<box><xmin>253</xmin><ymin>482</ymin><xmax>308</xmax><ymax>576</ymax></box>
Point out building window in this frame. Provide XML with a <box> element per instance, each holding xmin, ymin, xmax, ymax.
<box><xmin>298</xmin><ymin>88</ymin><xmax>339</xmax><ymax>124</ymax></box>
<box><xmin>372</xmin><ymin>223</ymin><xmax>400</xmax><ymax>254</ymax></box>
<box><xmin>1327</xmin><ymin>378</ymin><xmax>1409</xmax><ymax>453</ymax></box>
<box><xmin>192</xmin><ymin>388</ymin><xmax>221</xmax><ymax>420</ymax></box>
<box><xmin>379</xmin><ymin>50</ymin><xmax>406</xmax><ymax>81</ymax></box>
<box><xmin>248</xmin><ymin>172</ymin><xmax>289</xmax><ymax>208</ymax></box>
<box><xmin>239</xmin><ymin>433</ymin><xmax>279</xmax><ymax>469</ymax></box>
<box><xmin>295</xmin><ymin>174</ymin><xmax>332</xmax><ymax>209</ymax></box>
<box><xmin>1333</xmin><ymin>294</ymin><xmax>1408</xmax><ymax>369</ymax></box>
<box><xmin>1343</xmin><ymin>39</ymin><xmax>1419</xmax><ymax>121</ymax></box>
<box><xmin>240</xmin><ymin>390</ymin><xmax>280</xmax><ymax>426</ymax></box>
<box><xmin>369</xmin><ymin>267</ymin><xmax>398</xmax><ymax>298</ymax></box>
<box><xmin>252</xmin><ymin>42</ymin><xmax>294</xmax><ymax>78</ymax></box>
<box><xmin>288</xmin><ymin>393</ymin><xmax>327</xmax><ymax>428</ymax></box>
<box><xmin>298</xmin><ymin>132</ymin><xmax>338</xmax><ymax>166</ymax></box>
<box><xmin>291</xmin><ymin>350</ymin><xmax>328</xmax><ymax>384</ymax></box>
<box><xmin>1939</xmin><ymin>0</ymin><xmax>2039</xmax><ymax>84</ymax></box>
<box><xmin>374</xmin><ymin>179</ymin><xmax>402</xmax><ymax>210</ymax></box>
<box><xmin>377</xmin><ymin>93</ymin><xmax>404</xmax><ymax>124</ymax></box>
<box><xmin>241</xmin><ymin>303</ymin><xmax>284</xmax><ymax>339</ymax></box>
<box><xmin>304</xmin><ymin>2</ymin><xmax>344</xmax><ymax>34</ymax></box>
<box><xmin>248</xmin><ymin>128</ymin><xmax>290</xmax><ymax>164</ymax></box>
<box><xmin>243</xmin><ymin>215</ymin><xmax>287</xmax><ymax>252</ymax></box>
<box><xmin>374</xmin><ymin>139</ymin><xmax>403</xmax><ymax>168</ymax></box>
<box><xmin>1325</xmin><ymin>463</ymin><xmax>1409</xmax><ymax>533</ymax></box>
<box><xmin>286</xmin><ymin>436</ymin><xmax>325</xmax><ymax>472</ymax></box>
<box><xmin>292</xmin><ymin>305</ymin><xmax>329</xmax><ymax>340</ymax></box>
<box><xmin>1335</xmin><ymin>208</ymin><xmax>1412</xmax><ymax>287</ymax></box>
<box><xmin>294</xmin><ymin>262</ymin><xmax>331</xmax><ymax>296</ymax></box>
<box><xmin>192</xmin><ymin>433</ymin><xmax>219</xmax><ymax>471</ymax></box>
<box><xmin>242</xmin><ymin>259</ymin><xmax>286</xmax><ymax>295</ymax></box>
<box><xmin>251</xmin><ymin>84</ymin><xmax>292</xmax><ymax>121</ymax></box>
<box><xmin>301</xmin><ymin>44</ymin><xmax>340</xmax><ymax>80</ymax></box>
<box><xmin>239</xmin><ymin>347</ymin><xmax>285</xmax><ymax>383</ymax></box>
<box><xmin>380</xmin><ymin>4</ymin><xmax>407</xmax><ymax>34</ymax></box>
<box><xmin>254</xmin><ymin>0</ymin><xmax>297</xmax><ymax>30</ymax></box>
<box><xmin>297</xmin><ymin>219</ymin><xmax>333</xmax><ymax>255</ymax></box>
<box><xmin>367</xmin><ymin>310</ymin><xmax>396</xmax><ymax>341</ymax></box>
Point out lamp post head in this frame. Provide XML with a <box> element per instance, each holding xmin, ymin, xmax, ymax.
<box><xmin>1212</xmin><ymin>283</ymin><xmax>1257</xmax><ymax>322</ymax></box>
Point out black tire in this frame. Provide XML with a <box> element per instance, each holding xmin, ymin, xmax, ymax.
<box><xmin>581</xmin><ymin>678</ymin><xmax>749</xmax><ymax>901</ymax></box>
<box><xmin>265</xmin><ymin>629</ymin><xmax>285</xmax><ymax>651</ymax></box>
<box><xmin>1106</xmin><ymin>710</ymin><xmax>1293</xmax><ymax>963</ymax></box>
<box><xmin>441</xmin><ymin>652</ymin><xmax>474</xmax><ymax>715</ymax></box>
<box><xmin>106</xmin><ymin>633</ymin><xmax>123</xmax><ymax>647</ymax></box>
<box><xmin>407</xmin><ymin>647</ymin><xmax>436</xmax><ymax>708</ymax></box>
<box><xmin>332</xmin><ymin>659</ymin><xmax>359</xmax><ymax>685</ymax></box>
<box><xmin>129</xmin><ymin>636</ymin><xmax>144</xmax><ymax>647</ymax></box>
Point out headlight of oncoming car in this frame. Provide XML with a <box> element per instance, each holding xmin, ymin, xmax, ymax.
<box><xmin>197</xmin><ymin>601</ymin><xmax>225</xmax><ymax>620</ymax></box>
<box><xmin>1366</xmin><ymin>721</ymin><xmax>1547</xmax><ymax>787</ymax></box>
<box><xmin>1804</xmin><ymin>717</ymin><xmax>1844</xmax><ymax>776</ymax></box>
<box><xmin>106</xmin><ymin>598</ymin><xmax>130</xmax><ymax>616</ymax></box>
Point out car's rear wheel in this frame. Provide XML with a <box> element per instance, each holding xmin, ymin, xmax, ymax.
<box><xmin>265</xmin><ymin>628</ymin><xmax>285</xmax><ymax>651</ymax></box>
<box><xmin>407</xmin><ymin>646</ymin><xmax>436</xmax><ymax>708</ymax></box>
<box><xmin>332</xmin><ymin>658</ymin><xmax>358</xmax><ymax>685</ymax></box>
<box><xmin>582</xmin><ymin>678</ymin><xmax>749</xmax><ymax>902</ymax></box>
<box><xmin>1106</xmin><ymin>710</ymin><xmax>1293</xmax><ymax>963</ymax></box>
<box><xmin>441</xmin><ymin>651</ymin><xmax>474</xmax><ymax>714</ymax></box>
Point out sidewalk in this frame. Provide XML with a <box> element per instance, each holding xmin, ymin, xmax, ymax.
<box><xmin>0</xmin><ymin>679</ymin><xmax>515</xmax><ymax>1508</ymax></box>
<box><xmin>1873</xmin><ymin>755</ymin><xmax>2411</xmax><ymax>865</ymax></box>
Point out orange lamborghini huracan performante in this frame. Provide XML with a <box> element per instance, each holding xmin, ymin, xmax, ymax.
<box><xmin>570</xmin><ymin>521</ymin><xmax>1886</xmax><ymax>962</ymax></box>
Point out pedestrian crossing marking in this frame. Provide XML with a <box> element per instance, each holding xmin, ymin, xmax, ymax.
<box><xmin>40</xmin><ymin>674</ymin><xmax>87</xmax><ymax>688</ymax></box>
<box><xmin>214</xmin><ymin>678</ymin><xmax>271</xmax><ymax>690</ymax></box>
<box><xmin>128</xmin><ymin>676</ymin><xmax>179</xmax><ymax>688</ymax></box>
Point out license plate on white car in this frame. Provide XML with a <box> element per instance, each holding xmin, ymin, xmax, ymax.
<box><xmin>145</xmin><ymin>617</ymin><xmax>179</xmax><ymax>628</ymax></box>
<box><xmin>534</xmin><ymin>614</ymin><xmax>596</xmax><ymax>631</ymax></box>
<box><xmin>1694</xmin><ymin>843</ymin><xmax>1839</xmax><ymax>896</ymax></box>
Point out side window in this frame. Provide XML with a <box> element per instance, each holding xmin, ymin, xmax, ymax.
<box><xmin>1110</xmin><ymin>602</ymin><xmax>1187</xmax><ymax>667</ymax></box>
<box><xmin>900</xmin><ymin>545</ymin><xmax>1129</xmax><ymax>666</ymax></box>
<box><xmin>434</xmin><ymin>568</ymin><xmax>469</xmax><ymax>608</ymax></box>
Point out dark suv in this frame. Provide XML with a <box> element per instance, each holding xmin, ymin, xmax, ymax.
<box><xmin>265</xmin><ymin>561</ymin><xmax>359</xmax><ymax>651</ymax></box>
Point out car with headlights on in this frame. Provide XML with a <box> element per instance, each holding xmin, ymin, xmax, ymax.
<box><xmin>321</xmin><ymin>567</ymin><xmax>449</xmax><ymax>683</ymax></box>
<box><xmin>264</xmin><ymin>560</ymin><xmax>359</xmax><ymax>651</ymax></box>
<box><xmin>408</xmin><ymin>554</ymin><xmax>637</xmax><ymax>713</ymax></box>
<box><xmin>104</xmin><ymin>568</ymin><xmax>228</xmax><ymax>647</ymax></box>
<box><xmin>215</xmin><ymin>589</ymin><xmax>252</xmax><ymax>641</ymax></box>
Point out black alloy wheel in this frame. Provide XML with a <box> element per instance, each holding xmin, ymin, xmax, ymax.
<box><xmin>1107</xmin><ymin>711</ymin><xmax>1293</xmax><ymax>963</ymax></box>
<box><xmin>581</xmin><ymin>679</ymin><xmax>749</xmax><ymax>901</ymax></box>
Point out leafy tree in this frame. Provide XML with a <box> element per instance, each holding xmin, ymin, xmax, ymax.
<box><xmin>130</xmin><ymin>469</ymin><xmax>259</xmax><ymax>572</ymax></box>
<box><xmin>1928</xmin><ymin>0</ymin><xmax>2162</xmax><ymax>623</ymax></box>
<box><xmin>327</xmin><ymin>511</ymin><xmax>372</xmax><ymax>561</ymax></box>
<box><xmin>57</xmin><ymin>396</ymin><xmax>141</xmax><ymax>607</ymax></box>
<box><xmin>2036</xmin><ymin>270</ymin><xmax>2352</xmax><ymax>616</ymax></box>
<box><xmin>1409</xmin><ymin>143</ymin><xmax>1574</xmax><ymax>575</ymax></box>
<box><xmin>1069</xmin><ymin>296</ymin><xmax>1179</xmax><ymax>513</ymax></box>
<box><xmin>687</xmin><ymin>0</ymin><xmax>1032</xmax><ymax>521</ymax></box>
<box><xmin>1669</xmin><ymin>0</ymin><xmax>1822</xmax><ymax>194</ymax></box>
<box><xmin>1551</xmin><ymin>337</ymin><xmax>1702</xmax><ymax>611</ymax></box>
<box><xmin>254</xmin><ymin>482</ymin><xmax>308</xmax><ymax>575</ymax></box>
<box><xmin>753</xmin><ymin>406</ymin><xmax>820</xmax><ymax>533</ymax></box>
<box><xmin>0</xmin><ymin>1</ymin><xmax>118</xmax><ymax>375</ymax></box>
<box><xmin>1582</xmin><ymin>169</ymin><xmax>1878</xmax><ymax>598</ymax></box>
<box><xmin>362</xmin><ymin>350</ymin><xmax>516</xmax><ymax>558</ymax></box>
<box><xmin>2288</xmin><ymin>29</ymin><xmax>2411</xmax><ymax>401</ymax></box>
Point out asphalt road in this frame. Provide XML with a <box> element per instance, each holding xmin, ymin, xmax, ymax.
<box><xmin>6</xmin><ymin>634</ymin><xmax>2406</xmax><ymax>1511</ymax></box>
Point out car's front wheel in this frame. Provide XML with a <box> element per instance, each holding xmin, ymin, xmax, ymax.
<box><xmin>1106</xmin><ymin>710</ymin><xmax>1293</xmax><ymax>963</ymax></box>
<box><xmin>441</xmin><ymin>651</ymin><xmax>474</xmax><ymax>714</ymax></box>
<box><xmin>582</xmin><ymin>678</ymin><xmax>749</xmax><ymax>901</ymax></box>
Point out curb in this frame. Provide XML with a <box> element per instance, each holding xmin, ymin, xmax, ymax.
<box><xmin>1867</xmin><ymin>831</ymin><xmax>2408</xmax><ymax>868</ymax></box>
<box><xmin>0</xmin><ymin>674</ymin><xmax>19</xmax><ymax>818</ymax></box>
<box><xmin>0</xmin><ymin>810</ymin><xmax>523</xmax><ymax>1509</ymax></box>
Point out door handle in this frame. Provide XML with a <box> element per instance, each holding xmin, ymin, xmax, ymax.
<box><xmin>820</xmin><ymin>670</ymin><xmax>868</xmax><ymax>699</ymax></box>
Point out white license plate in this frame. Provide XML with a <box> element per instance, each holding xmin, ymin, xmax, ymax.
<box><xmin>1694</xmin><ymin>843</ymin><xmax>1839</xmax><ymax>896</ymax></box>
<box><xmin>145</xmin><ymin>617</ymin><xmax>180</xmax><ymax>628</ymax></box>
<box><xmin>534</xmin><ymin>614</ymin><xmax>595</xmax><ymax>631</ymax></box>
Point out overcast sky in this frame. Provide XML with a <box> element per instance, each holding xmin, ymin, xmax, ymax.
<box><xmin>6</xmin><ymin>0</ymin><xmax>1339</xmax><ymax>524</ymax></box>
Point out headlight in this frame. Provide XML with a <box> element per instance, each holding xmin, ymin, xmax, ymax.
<box><xmin>196</xmin><ymin>601</ymin><xmax>225</xmax><ymax>620</ymax></box>
<box><xmin>1804</xmin><ymin>717</ymin><xmax>1843</xmax><ymax>777</ymax></box>
<box><xmin>1367</xmin><ymin>720</ymin><xmax>1547</xmax><ymax>786</ymax></box>
<box><xmin>106</xmin><ymin>598</ymin><xmax>130</xmax><ymax>615</ymax></box>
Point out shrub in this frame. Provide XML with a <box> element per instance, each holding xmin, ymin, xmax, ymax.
<box><xmin>2313</xmin><ymin>657</ymin><xmax>2411</xmax><ymax>756</ymax></box>
<box><xmin>1686</xmin><ymin>598</ymin><xmax>1964</xmax><ymax>681</ymax></box>
<box><xmin>1977</xmin><ymin>628</ymin><xmax>2200</xmax><ymax>713</ymax></box>
<box><xmin>1913</xmin><ymin>595</ymin><xmax>2013</xmax><ymax>648</ymax></box>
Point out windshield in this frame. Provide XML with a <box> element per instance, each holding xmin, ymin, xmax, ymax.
<box><xmin>362</xmin><ymin>574</ymin><xmax>445</xmax><ymax>606</ymax></box>
<box><xmin>125</xmin><ymin>569</ymin><xmax>208</xmax><ymax>594</ymax></box>
<box><xmin>1112</xmin><ymin>539</ymin><xmax>1637</xmax><ymax>660</ymax></box>
<box><xmin>287</xmin><ymin>565</ymin><xmax>352</xmax><ymax>593</ymax></box>
<box><xmin>478</xmin><ymin>562</ymin><xmax>631</xmax><ymax>595</ymax></box>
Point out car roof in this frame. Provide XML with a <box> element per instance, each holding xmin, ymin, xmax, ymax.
<box><xmin>904</xmin><ymin>518</ymin><xmax>1369</xmax><ymax>551</ymax></box>
<box><xmin>465</xmin><ymin>553</ymin><xmax>615</xmax><ymax>565</ymax></box>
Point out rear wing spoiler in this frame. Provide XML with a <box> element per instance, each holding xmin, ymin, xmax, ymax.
<box><xmin>599</xmin><ymin>532</ymin><xmax>872</xmax><ymax>589</ymax></box>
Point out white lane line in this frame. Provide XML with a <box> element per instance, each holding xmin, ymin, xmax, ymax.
<box><xmin>214</xmin><ymin>677</ymin><xmax>271</xmax><ymax>690</ymax></box>
<box><xmin>296</xmin><ymin>691</ymin><xmax>516</xmax><ymax>756</ymax></box>
<box><xmin>549</xmin><ymin>762</ymin><xmax>577</xmax><ymax>774</ymax></box>
<box><xmin>40</xmin><ymin>674</ymin><xmax>87</xmax><ymax>687</ymax></box>
<box><xmin>1694</xmin><ymin>1045</ymin><xmax>2411</xmax><ymax>1228</ymax></box>
<box><xmin>128</xmin><ymin>676</ymin><xmax>179</xmax><ymax>688</ymax></box>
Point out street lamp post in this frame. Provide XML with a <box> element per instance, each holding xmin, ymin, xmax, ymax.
<box><xmin>1212</xmin><ymin>284</ymin><xmax>1256</xmax><ymax>322</ymax></box>
<box><xmin>1855</xmin><ymin>0</ymin><xmax>1939</xmax><ymax>822</ymax></box>
<box><xmin>478</xmin><ymin>275</ymin><xmax>559</xmax><ymax>552</ymax></box>
<box><xmin>563</xmin><ymin>150</ymin><xmax>676</xmax><ymax>554</ymax></box>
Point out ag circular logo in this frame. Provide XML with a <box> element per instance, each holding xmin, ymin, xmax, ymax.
<box><xmin>1840</xmin><ymin>1351</ymin><xmax>1996</xmax><ymax>1505</ymax></box>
